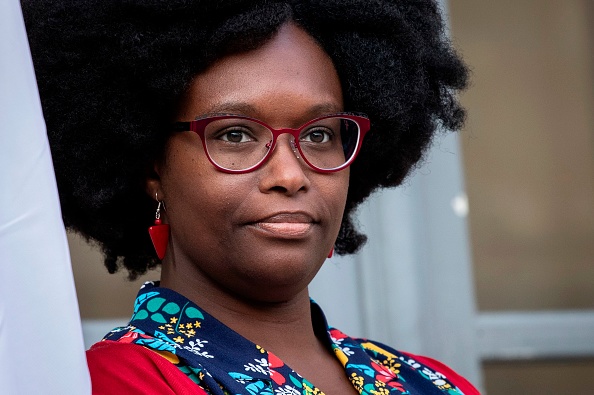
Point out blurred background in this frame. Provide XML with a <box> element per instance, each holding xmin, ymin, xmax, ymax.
<box><xmin>70</xmin><ymin>1</ymin><xmax>594</xmax><ymax>394</ymax></box>
<box><xmin>450</xmin><ymin>1</ymin><xmax>594</xmax><ymax>393</ymax></box>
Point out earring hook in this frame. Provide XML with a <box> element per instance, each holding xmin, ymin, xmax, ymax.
<box><xmin>155</xmin><ymin>192</ymin><xmax>165</xmax><ymax>219</ymax></box>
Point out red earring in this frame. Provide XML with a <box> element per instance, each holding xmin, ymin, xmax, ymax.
<box><xmin>327</xmin><ymin>247</ymin><xmax>334</xmax><ymax>259</ymax></box>
<box><xmin>148</xmin><ymin>194</ymin><xmax>169</xmax><ymax>260</ymax></box>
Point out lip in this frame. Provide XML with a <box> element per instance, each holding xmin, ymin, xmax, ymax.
<box><xmin>247</xmin><ymin>212</ymin><xmax>318</xmax><ymax>239</ymax></box>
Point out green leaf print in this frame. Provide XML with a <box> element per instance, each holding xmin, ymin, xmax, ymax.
<box><xmin>136</xmin><ymin>338</ymin><xmax>177</xmax><ymax>353</ymax></box>
<box><xmin>154</xmin><ymin>330</ymin><xmax>177</xmax><ymax>344</ymax></box>
<box><xmin>289</xmin><ymin>374</ymin><xmax>303</xmax><ymax>388</ymax></box>
<box><xmin>229</xmin><ymin>372</ymin><xmax>254</xmax><ymax>381</ymax></box>
<box><xmin>150</xmin><ymin>313</ymin><xmax>167</xmax><ymax>323</ymax></box>
<box><xmin>245</xmin><ymin>381</ymin><xmax>273</xmax><ymax>395</ymax></box>
<box><xmin>134</xmin><ymin>309</ymin><xmax>149</xmax><ymax>320</ymax></box>
<box><xmin>133</xmin><ymin>291</ymin><xmax>160</xmax><ymax>314</ymax></box>
<box><xmin>147</xmin><ymin>297</ymin><xmax>166</xmax><ymax>312</ymax></box>
<box><xmin>162</xmin><ymin>302</ymin><xmax>180</xmax><ymax>314</ymax></box>
<box><xmin>185</xmin><ymin>306</ymin><xmax>204</xmax><ymax>319</ymax></box>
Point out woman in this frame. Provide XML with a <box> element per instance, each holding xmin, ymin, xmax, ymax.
<box><xmin>24</xmin><ymin>0</ymin><xmax>475</xmax><ymax>393</ymax></box>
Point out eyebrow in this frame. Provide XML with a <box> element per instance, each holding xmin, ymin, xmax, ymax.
<box><xmin>202</xmin><ymin>101</ymin><xmax>343</xmax><ymax>119</ymax></box>
<box><xmin>204</xmin><ymin>102</ymin><xmax>258</xmax><ymax>116</ymax></box>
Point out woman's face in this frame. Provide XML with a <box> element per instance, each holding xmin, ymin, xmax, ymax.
<box><xmin>152</xmin><ymin>23</ymin><xmax>348</xmax><ymax>303</ymax></box>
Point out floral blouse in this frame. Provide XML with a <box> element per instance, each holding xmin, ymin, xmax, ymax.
<box><xmin>95</xmin><ymin>281</ymin><xmax>477</xmax><ymax>395</ymax></box>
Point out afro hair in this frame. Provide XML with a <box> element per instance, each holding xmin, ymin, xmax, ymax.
<box><xmin>22</xmin><ymin>0</ymin><xmax>468</xmax><ymax>278</ymax></box>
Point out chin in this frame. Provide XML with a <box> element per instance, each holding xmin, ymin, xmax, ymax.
<box><xmin>229</xmin><ymin>250</ymin><xmax>324</xmax><ymax>301</ymax></box>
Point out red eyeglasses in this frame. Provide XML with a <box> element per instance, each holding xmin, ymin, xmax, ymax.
<box><xmin>172</xmin><ymin>113</ymin><xmax>370</xmax><ymax>173</ymax></box>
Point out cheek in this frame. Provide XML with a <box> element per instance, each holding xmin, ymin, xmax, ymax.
<box><xmin>162</xmin><ymin>174</ymin><xmax>245</xmax><ymax>266</ymax></box>
<box><xmin>159</xmin><ymin>141</ymin><xmax>221</xmax><ymax>228</ymax></box>
<box><xmin>160</xmin><ymin>147</ymin><xmax>254</xmax><ymax>244</ymax></box>
<box><xmin>320</xmin><ymin>170</ymin><xmax>350</xmax><ymax>229</ymax></box>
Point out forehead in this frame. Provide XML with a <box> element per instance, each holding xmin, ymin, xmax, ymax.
<box><xmin>176</xmin><ymin>23</ymin><xmax>343</xmax><ymax>125</ymax></box>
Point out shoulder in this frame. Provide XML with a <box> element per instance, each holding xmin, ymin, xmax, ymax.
<box><xmin>86</xmin><ymin>341</ymin><xmax>205</xmax><ymax>395</ymax></box>
<box><xmin>355</xmin><ymin>338</ymin><xmax>481</xmax><ymax>395</ymax></box>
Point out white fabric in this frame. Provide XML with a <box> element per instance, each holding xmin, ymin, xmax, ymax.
<box><xmin>0</xmin><ymin>1</ymin><xmax>91</xmax><ymax>393</ymax></box>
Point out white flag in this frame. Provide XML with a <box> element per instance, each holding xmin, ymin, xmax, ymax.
<box><xmin>0</xmin><ymin>0</ymin><xmax>92</xmax><ymax>393</ymax></box>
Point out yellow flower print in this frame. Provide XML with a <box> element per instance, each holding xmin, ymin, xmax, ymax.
<box><xmin>370</xmin><ymin>388</ymin><xmax>389</xmax><ymax>395</ymax></box>
<box><xmin>186</xmin><ymin>322</ymin><xmax>193</xmax><ymax>328</ymax></box>
<box><xmin>179</xmin><ymin>323</ymin><xmax>185</xmax><ymax>329</ymax></box>
<box><xmin>361</xmin><ymin>342</ymin><xmax>398</xmax><ymax>360</ymax></box>
<box><xmin>256</xmin><ymin>345</ymin><xmax>266</xmax><ymax>354</ymax></box>
<box><xmin>333</xmin><ymin>347</ymin><xmax>349</xmax><ymax>366</ymax></box>
<box><xmin>303</xmin><ymin>382</ymin><xmax>325</xmax><ymax>395</ymax></box>
<box><xmin>349</xmin><ymin>373</ymin><xmax>364</xmax><ymax>392</ymax></box>
<box><xmin>194</xmin><ymin>321</ymin><xmax>201</xmax><ymax>328</ymax></box>
<box><xmin>173</xmin><ymin>336</ymin><xmax>185</xmax><ymax>343</ymax></box>
<box><xmin>435</xmin><ymin>381</ymin><xmax>452</xmax><ymax>390</ymax></box>
<box><xmin>375</xmin><ymin>380</ymin><xmax>386</xmax><ymax>388</ymax></box>
<box><xmin>381</xmin><ymin>358</ymin><xmax>401</xmax><ymax>374</ymax></box>
<box><xmin>186</xmin><ymin>329</ymin><xmax>196</xmax><ymax>337</ymax></box>
<box><xmin>170</xmin><ymin>317</ymin><xmax>178</xmax><ymax>324</ymax></box>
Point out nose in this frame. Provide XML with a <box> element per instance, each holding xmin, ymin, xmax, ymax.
<box><xmin>258</xmin><ymin>134</ymin><xmax>311</xmax><ymax>195</ymax></box>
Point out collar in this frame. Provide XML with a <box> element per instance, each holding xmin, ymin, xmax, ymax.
<box><xmin>104</xmin><ymin>281</ymin><xmax>465</xmax><ymax>395</ymax></box>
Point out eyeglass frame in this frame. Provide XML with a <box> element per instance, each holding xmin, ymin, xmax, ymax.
<box><xmin>172</xmin><ymin>112</ymin><xmax>371</xmax><ymax>174</ymax></box>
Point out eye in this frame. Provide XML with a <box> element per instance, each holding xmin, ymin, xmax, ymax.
<box><xmin>218</xmin><ymin>128</ymin><xmax>255</xmax><ymax>143</ymax></box>
<box><xmin>300</xmin><ymin>128</ymin><xmax>333</xmax><ymax>144</ymax></box>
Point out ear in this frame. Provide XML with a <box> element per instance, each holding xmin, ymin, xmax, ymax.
<box><xmin>145</xmin><ymin>161</ymin><xmax>164</xmax><ymax>202</ymax></box>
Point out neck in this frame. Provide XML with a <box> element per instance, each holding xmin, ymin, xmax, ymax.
<box><xmin>160</xmin><ymin>261</ymin><xmax>322</xmax><ymax>357</ymax></box>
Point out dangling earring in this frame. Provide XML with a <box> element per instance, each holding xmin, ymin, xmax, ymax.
<box><xmin>148</xmin><ymin>193</ymin><xmax>170</xmax><ymax>260</ymax></box>
<box><xmin>327</xmin><ymin>247</ymin><xmax>334</xmax><ymax>259</ymax></box>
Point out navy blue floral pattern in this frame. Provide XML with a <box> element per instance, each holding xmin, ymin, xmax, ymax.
<box><xmin>103</xmin><ymin>282</ymin><xmax>468</xmax><ymax>395</ymax></box>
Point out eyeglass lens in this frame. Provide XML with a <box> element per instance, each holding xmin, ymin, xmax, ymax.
<box><xmin>202</xmin><ymin>117</ymin><xmax>360</xmax><ymax>171</ymax></box>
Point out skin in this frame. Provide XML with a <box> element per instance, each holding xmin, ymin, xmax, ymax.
<box><xmin>147</xmin><ymin>23</ymin><xmax>358</xmax><ymax>394</ymax></box>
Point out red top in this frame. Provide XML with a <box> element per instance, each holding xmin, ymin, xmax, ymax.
<box><xmin>87</xmin><ymin>341</ymin><xmax>479</xmax><ymax>394</ymax></box>
<box><xmin>87</xmin><ymin>341</ymin><xmax>205</xmax><ymax>395</ymax></box>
